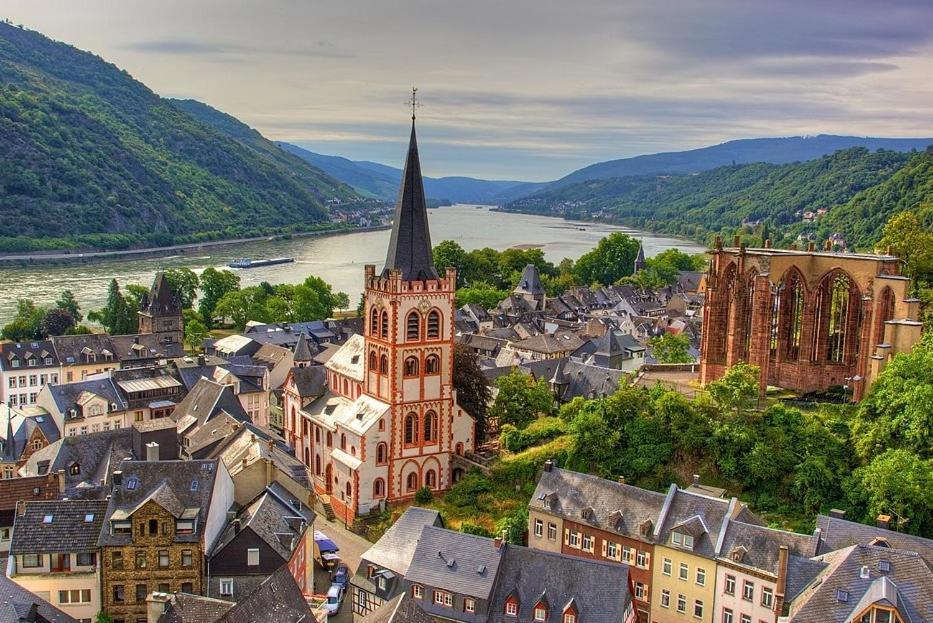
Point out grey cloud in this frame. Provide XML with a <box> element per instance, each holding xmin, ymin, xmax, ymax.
<box><xmin>123</xmin><ymin>38</ymin><xmax>355</xmax><ymax>59</ymax></box>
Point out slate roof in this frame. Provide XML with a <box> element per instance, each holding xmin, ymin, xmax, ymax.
<box><xmin>717</xmin><ymin>519</ymin><xmax>818</xmax><ymax>576</ymax></box>
<box><xmin>0</xmin><ymin>340</ymin><xmax>59</xmax><ymax>371</ymax></box>
<box><xmin>157</xmin><ymin>593</ymin><xmax>234</xmax><ymax>623</ymax></box>
<box><xmin>110</xmin><ymin>334</ymin><xmax>185</xmax><ymax>364</ymax></box>
<box><xmin>20</xmin><ymin>428</ymin><xmax>135</xmax><ymax>498</ymax></box>
<box><xmin>454</xmin><ymin>334</ymin><xmax>505</xmax><ymax>355</ymax></box>
<box><xmin>46</xmin><ymin>376</ymin><xmax>127</xmax><ymax>419</ymax></box>
<box><xmin>786</xmin><ymin>545</ymin><xmax>933</xmax><ymax>623</ymax></box>
<box><xmin>488</xmin><ymin>546</ymin><xmax>632</xmax><ymax>623</ymax></box>
<box><xmin>655</xmin><ymin>487</ymin><xmax>743</xmax><ymax>559</ymax></box>
<box><xmin>99</xmin><ymin>459</ymin><xmax>220</xmax><ymax>547</ymax></box>
<box><xmin>520</xmin><ymin>358</ymin><xmax>624</xmax><ymax>401</ymax></box>
<box><xmin>815</xmin><ymin>514</ymin><xmax>933</xmax><ymax>566</ymax></box>
<box><xmin>215</xmin><ymin>565</ymin><xmax>317</xmax><ymax>623</ymax></box>
<box><xmin>10</xmin><ymin>499</ymin><xmax>108</xmax><ymax>555</ymax></box>
<box><xmin>291</xmin><ymin>334</ymin><xmax>315</xmax><ymax>363</ymax></box>
<box><xmin>141</xmin><ymin>272</ymin><xmax>183</xmax><ymax>316</ymax></box>
<box><xmin>531</xmin><ymin>467</ymin><xmax>666</xmax><ymax>543</ymax></box>
<box><xmin>301</xmin><ymin>390</ymin><xmax>390</xmax><ymax>437</ymax></box>
<box><xmin>50</xmin><ymin>334</ymin><xmax>117</xmax><ymax>367</ymax></box>
<box><xmin>405</xmin><ymin>526</ymin><xmax>503</xmax><ymax>599</ymax></box>
<box><xmin>171</xmin><ymin>378</ymin><xmax>250</xmax><ymax>433</ymax></box>
<box><xmin>324</xmin><ymin>334</ymin><xmax>365</xmax><ymax>382</ymax></box>
<box><xmin>211</xmin><ymin>483</ymin><xmax>314</xmax><ymax>561</ymax></box>
<box><xmin>511</xmin><ymin>332</ymin><xmax>585</xmax><ymax>355</ymax></box>
<box><xmin>0</xmin><ymin>572</ymin><xmax>78</xmax><ymax>623</ymax></box>
<box><xmin>184</xmin><ymin>412</ymin><xmax>245</xmax><ymax>458</ymax></box>
<box><xmin>216</xmin><ymin>424</ymin><xmax>311</xmax><ymax>490</ymax></box>
<box><xmin>289</xmin><ymin>366</ymin><xmax>327</xmax><ymax>399</ymax></box>
<box><xmin>513</xmin><ymin>264</ymin><xmax>545</xmax><ymax>297</ymax></box>
<box><xmin>383</xmin><ymin>121</ymin><xmax>438</xmax><ymax>282</ymax></box>
<box><xmin>359</xmin><ymin>507</ymin><xmax>443</xmax><ymax>576</ymax></box>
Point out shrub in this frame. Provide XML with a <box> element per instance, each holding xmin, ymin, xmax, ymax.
<box><xmin>460</xmin><ymin>523</ymin><xmax>493</xmax><ymax>537</ymax></box>
<box><xmin>499</xmin><ymin>417</ymin><xmax>568</xmax><ymax>453</ymax></box>
<box><xmin>414</xmin><ymin>486</ymin><xmax>433</xmax><ymax>504</ymax></box>
<box><xmin>445</xmin><ymin>472</ymin><xmax>493</xmax><ymax>508</ymax></box>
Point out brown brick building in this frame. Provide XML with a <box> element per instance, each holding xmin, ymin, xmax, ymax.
<box><xmin>98</xmin><ymin>459</ymin><xmax>234</xmax><ymax>623</ymax></box>
<box><xmin>699</xmin><ymin>242</ymin><xmax>923</xmax><ymax>400</ymax></box>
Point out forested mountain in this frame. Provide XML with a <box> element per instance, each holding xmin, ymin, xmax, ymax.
<box><xmin>527</xmin><ymin>134</ymin><xmax>933</xmax><ymax>196</ymax></box>
<box><xmin>504</xmin><ymin>147</ymin><xmax>933</xmax><ymax>249</ymax></box>
<box><xmin>0</xmin><ymin>23</ymin><xmax>359</xmax><ymax>252</ymax></box>
<box><xmin>279</xmin><ymin>142</ymin><xmax>545</xmax><ymax>203</ymax></box>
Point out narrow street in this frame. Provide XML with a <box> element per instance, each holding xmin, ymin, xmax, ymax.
<box><xmin>312</xmin><ymin>514</ymin><xmax>374</xmax><ymax>623</ymax></box>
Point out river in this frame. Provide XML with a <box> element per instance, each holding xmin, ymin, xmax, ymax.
<box><xmin>0</xmin><ymin>205</ymin><xmax>705</xmax><ymax>323</ymax></box>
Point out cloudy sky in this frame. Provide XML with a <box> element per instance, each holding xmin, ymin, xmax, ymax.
<box><xmin>3</xmin><ymin>0</ymin><xmax>933</xmax><ymax>180</ymax></box>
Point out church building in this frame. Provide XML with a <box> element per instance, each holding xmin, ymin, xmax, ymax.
<box><xmin>286</xmin><ymin>115</ymin><xmax>476</xmax><ymax>523</ymax></box>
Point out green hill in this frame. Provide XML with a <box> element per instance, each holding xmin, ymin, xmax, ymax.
<box><xmin>504</xmin><ymin>147</ymin><xmax>933</xmax><ymax>249</ymax></box>
<box><xmin>0</xmin><ymin>23</ymin><xmax>360</xmax><ymax>252</ymax></box>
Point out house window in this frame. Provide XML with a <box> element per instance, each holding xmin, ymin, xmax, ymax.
<box><xmin>696</xmin><ymin>567</ymin><xmax>706</xmax><ymax>586</ymax></box>
<box><xmin>59</xmin><ymin>589</ymin><xmax>91</xmax><ymax>604</ymax></box>
<box><xmin>660</xmin><ymin>589</ymin><xmax>670</xmax><ymax>608</ymax></box>
<box><xmin>148</xmin><ymin>519</ymin><xmax>159</xmax><ymax>535</ymax></box>
<box><xmin>433</xmin><ymin>590</ymin><xmax>453</xmax><ymax>607</ymax></box>
<box><xmin>634</xmin><ymin>582</ymin><xmax>646</xmax><ymax>600</ymax></box>
<box><xmin>22</xmin><ymin>554</ymin><xmax>41</xmax><ymax>568</ymax></box>
<box><xmin>677</xmin><ymin>594</ymin><xmax>686</xmax><ymax>614</ymax></box>
<box><xmin>506</xmin><ymin>601</ymin><xmax>518</xmax><ymax>616</ymax></box>
<box><xmin>376</xmin><ymin>442</ymin><xmax>387</xmax><ymax>465</ymax></box>
<box><xmin>406</xmin><ymin>472</ymin><xmax>418</xmax><ymax>491</ymax></box>
<box><xmin>684</xmin><ymin>534</ymin><xmax>694</xmax><ymax>549</ymax></box>
<box><xmin>743</xmin><ymin>580</ymin><xmax>755</xmax><ymax>601</ymax></box>
<box><xmin>404</xmin><ymin>413</ymin><xmax>418</xmax><ymax>445</ymax></box>
<box><xmin>219</xmin><ymin>579</ymin><xmax>234</xmax><ymax>596</ymax></box>
<box><xmin>672</xmin><ymin>532</ymin><xmax>682</xmax><ymax>545</ymax></box>
<box><xmin>464</xmin><ymin>598</ymin><xmax>475</xmax><ymax>613</ymax></box>
<box><xmin>636</xmin><ymin>550</ymin><xmax>648</xmax><ymax>568</ymax></box>
<box><xmin>176</xmin><ymin>520</ymin><xmax>194</xmax><ymax>534</ymax></box>
<box><xmin>679</xmin><ymin>562</ymin><xmax>688</xmax><ymax>580</ymax></box>
<box><xmin>247</xmin><ymin>548</ymin><xmax>260</xmax><ymax>566</ymax></box>
<box><xmin>607</xmin><ymin>541</ymin><xmax>618</xmax><ymax>558</ymax></box>
<box><xmin>622</xmin><ymin>546</ymin><xmax>633</xmax><ymax>563</ymax></box>
<box><xmin>76</xmin><ymin>552</ymin><xmax>95</xmax><ymax>566</ymax></box>
<box><xmin>404</xmin><ymin>357</ymin><xmax>419</xmax><ymax>377</ymax></box>
<box><xmin>135</xmin><ymin>584</ymin><xmax>147</xmax><ymax>603</ymax></box>
<box><xmin>111</xmin><ymin>551</ymin><xmax>124</xmax><ymax>569</ymax></box>
<box><xmin>534</xmin><ymin>519</ymin><xmax>543</xmax><ymax>538</ymax></box>
<box><xmin>427</xmin><ymin>311</ymin><xmax>441</xmax><ymax>339</ymax></box>
<box><xmin>582</xmin><ymin>534</ymin><xmax>593</xmax><ymax>552</ymax></box>
<box><xmin>424</xmin><ymin>469</ymin><xmax>437</xmax><ymax>489</ymax></box>
<box><xmin>564</xmin><ymin>614</ymin><xmax>576</xmax><ymax>623</ymax></box>
<box><xmin>761</xmin><ymin>587</ymin><xmax>774</xmax><ymax>608</ymax></box>
<box><xmin>113</xmin><ymin>585</ymin><xmax>125</xmax><ymax>603</ymax></box>
<box><xmin>534</xmin><ymin>606</ymin><xmax>547</xmax><ymax>621</ymax></box>
<box><xmin>135</xmin><ymin>551</ymin><xmax>147</xmax><ymax>569</ymax></box>
<box><xmin>180</xmin><ymin>550</ymin><xmax>193</xmax><ymax>567</ymax></box>
<box><xmin>722</xmin><ymin>608</ymin><xmax>734</xmax><ymax>623</ymax></box>
<box><xmin>740</xmin><ymin>615</ymin><xmax>751</xmax><ymax>623</ymax></box>
<box><xmin>548</xmin><ymin>523</ymin><xmax>557</xmax><ymax>540</ymax></box>
<box><xmin>412</xmin><ymin>585</ymin><xmax>423</xmax><ymax>599</ymax></box>
<box><xmin>693</xmin><ymin>600</ymin><xmax>704</xmax><ymax>619</ymax></box>
<box><xmin>373</xmin><ymin>478</ymin><xmax>385</xmax><ymax>498</ymax></box>
<box><xmin>158</xmin><ymin>550</ymin><xmax>169</xmax><ymax>567</ymax></box>
<box><xmin>662</xmin><ymin>557</ymin><xmax>672</xmax><ymax>576</ymax></box>
<box><xmin>425</xmin><ymin>354</ymin><xmax>440</xmax><ymax>374</ymax></box>
<box><xmin>568</xmin><ymin>530</ymin><xmax>580</xmax><ymax>548</ymax></box>
<box><xmin>725</xmin><ymin>574</ymin><xmax>736</xmax><ymax>595</ymax></box>
<box><xmin>181</xmin><ymin>582</ymin><xmax>193</xmax><ymax>594</ymax></box>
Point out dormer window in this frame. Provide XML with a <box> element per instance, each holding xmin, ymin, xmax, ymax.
<box><xmin>176</xmin><ymin>520</ymin><xmax>195</xmax><ymax>535</ymax></box>
<box><xmin>534</xmin><ymin>606</ymin><xmax>547</xmax><ymax>621</ymax></box>
<box><xmin>111</xmin><ymin>520</ymin><xmax>131</xmax><ymax>535</ymax></box>
<box><xmin>671</xmin><ymin>531</ymin><xmax>694</xmax><ymax>549</ymax></box>
<box><xmin>11</xmin><ymin>358</ymin><xmax>20</xmax><ymax>368</ymax></box>
<box><xmin>27</xmin><ymin>358</ymin><xmax>37</xmax><ymax>367</ymax></box>
<box><xmin>505</xmin><ymin>601</ymin><xmax>518</xmax><ymax>616</ymax></box>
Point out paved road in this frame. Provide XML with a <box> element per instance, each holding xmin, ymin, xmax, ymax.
<box><xmin>313</xmin><ymin>515</ymin><xmax>374</xmax><ymax>623</ymax></box>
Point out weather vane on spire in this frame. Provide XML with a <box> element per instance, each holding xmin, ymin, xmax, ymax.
<box><xmin>407</xmin><ymin>87</ymin><xmax>422</xmax><ymax>121</ymax></box>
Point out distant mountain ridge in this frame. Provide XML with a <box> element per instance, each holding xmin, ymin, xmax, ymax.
<box><xmin>0</xmin><ymin>23</ymin><xmax>358</xmax><ymax>252</ymax></box>
<box><xmin>534</xmin><ymin>135</ymin><xmax>933</xmax><ymax>196</ymax></box>
<box><xmin>278</xmin><ymin>142</ymin><xmax>546</xmax><ymax>204</ymax></box>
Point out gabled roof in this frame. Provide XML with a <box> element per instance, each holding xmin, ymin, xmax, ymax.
<box><xmin>324</xmin><ymin>334</ymin><xmax>365</xmax><ymax>382</ymax></box>
<box><xmin>0</xmin><ymin>573</ymin><xmax>78</xmax><ymax>623</ymax></box>
<box><xmin>216</xmin><ymin>424</ymin><xmax>310</xmax><ymax>490</ymax></box>
<box><xmin>358</xmin><ymin>507</ymin><xmax>443</xmax><ymax>576</ymax></box>
<box><xmin>110</xmin><ymin>334</ymin><xmax>185</xmax><ymax>362</ymax></box>
<box><xmin>50</xmin><ymin>334</ymin><xmax>117</xmax><ymax>366</ymax></box>
<box><xmin>815</xmin><ymin>514</ymin><xmax>933</xmax><ymax>566</ymax></box>
<box><xmin>718</xmin><ymin>519</ymin><xmax>817</xmax><ymax>576</ymax></box>
<box><xmin>291</xmin><ymin>333</ymin><xmax>315</xmax><ymax>363</ymax></box>
<box><xmin>0</xmin><ymin>340</ymin><xmax>59</xmax><ymax>371</ymax></box>
<box><xmin>157</xmin><ymin>592</ymin><xmax>234</xmax><ymax>623</ymax></box>
<box><xmin>141</xmin><ymin>272</ymin><xmax>182</xmax><ymax>316</ymax></box>
<box><xmin>215</xmin><ymin>565</ymin><xmax>317</xmax><ymax>623</ymax></box>
<box><xmin>171</xmin><ymin>378</ymin><xmax>249</xmax><ymax>432</ymax></box>
<box><xmin>383</xmin><ymin>121</ymin><xmax>438</xmax><ymax>282</ymax></box>
<box><xmin>513</xmin><ymin>264</ymin><xmax>545</xmax><ymax>297</ymax></box>
<box><xmin>288</xmin><ymin>365</ymin><xmax>327</xmax><ymax>399</ymax></box>
<box><xmin>46</xmin><ymin>376</ymin><xmax>127</xmax><ymax>417</ymax></box>
<box><xmin>11</xmin><ymin>499</ymin><xmax>108</xmax><ymax>555</ymax></box>
<box><xmin>20</xmin><ymin>428</ymin><xmax>134</xmax><ymax>498</ymax></box>
<box><xmin>301</xmin><ymin>390</ymin><xmax>390</xmax><ymax>436</ymax></box>
<box><xmin>405</xmin><ymin>526</ymin><xmax>503</xmax><ymax>600</ymax></box>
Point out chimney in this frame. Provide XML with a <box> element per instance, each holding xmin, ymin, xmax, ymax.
<box><xmin>774</xmin><ymin>545</ymin><xmax>789</xmax><ymax>616</ymax></box>
<box><xmin>145</xmin><ymin>442</ymin><xmax>160</xmax><ymax>462</ymax></box>
<box><xmin>876</xmin><ymin>514</ymin><xmax>892</xmax><ymax>530</ymax></box>
<box><xmin>233</xmin><ymin>518</ymin><xmax>242</xmax><ymax>534</ymax></box>
<box><xmin>197</xmin><ymin>354</ymin><xmax>206</xmax><ymax>366</ymax></box>
<box><xmin>16</xmin><ymin>500</ymin><xmax>26</xmax><ymax>517</ymax></box>
<box><xmin>543</xmin><ymin>460</ymin><xmax>553</xmax><ymax>473</ymax></box>
<box><xmin>617</xmin><ymin>476</ymin><xmax>625</xmax><ymax>485</ymax></box>
<box><xmin>133</xmin><ymin>336</ymin><xmax>140</xmax><ymax>345</ymax></box>
<box><xmin>112</xmin><ymin>470</ymin><xmax>123</xmax><ymax>488</ymax></box>
<box><xmin>494</xmin><ymin>529</ymin><xmax>508</xmax><ymax>551</ymax></box>
<box><xmin>56</xmin><ymin>469</ymin><xmax>66</xmax><ymax>494</ymax></box>
<box><xmin>829</xmin><ymin>508</ymin><xmax>846</xmax><ymax>520</ymax></box>
<box><xmin>692</xmin><ymin>474</ymin><xmax>700</xmax><ymax>486</ymax></box>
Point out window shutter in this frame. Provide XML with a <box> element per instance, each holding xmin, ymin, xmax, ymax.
<box><xmin>564</xmin><ymin>529</ymin><xmax>570</xmax><ymax>545</ymax></box>
<box><xmin>601</xmin><ymin>540</ymin><xmax>607</xmax><ymax>557</ymax></box>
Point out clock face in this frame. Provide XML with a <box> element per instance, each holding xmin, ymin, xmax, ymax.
<box><xmin>418</xmin><ymin>298</ymin><xmax>432</xmax><ymax>314</ymax></box>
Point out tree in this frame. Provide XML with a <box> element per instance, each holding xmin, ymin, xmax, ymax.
<box><xmin>573</xmin><ymin>232</ymin><xmax>640</xmax><ymax>286</ymax></box>
<box><xmin>706</xmin><ymin>363</ymin><xmax>760</xmax><ymax>420</ymax></box>
<box><xmin>850</xmin><ymin>449</ymin><xmax>933</xmax><ymax>536</ymax></box>
<box><xmin>56</xmin><ymin>290</ymin><xmax>82</xmax><ymax>323</ymax></box>
<box><xmin>290</xmin><ymin>275</ymin><xmax>345</xmax><ymax>320</ymax></box>
<box><xmin>39</xmin><ymin>307</ymin><xmax>75</xmax><ymax>337</ymax></box>
<box><xmin>198</xmin><ymin>268</ymin><xmax>240</xmax><ymax>326</ymax></box>
<box><xmin>567</xmin><ymin>401</ymin><xmax>620</xmax><ymax>476</ymax></box>
<box><xmin>433</xmin><ymin>240</ymin><xmax>469</xmax><ymax>287</ymax></box>
<box><xmin>163</xmin><ymin>268</ymin><xmax>200</xmax><ymax>309</ymax></box>
<box><xmin>455</xmin><ymin>286</ymin><xmax>509</xmax><ymax>310</ymax></box>
<box><xmin>495</xmin><ymin>506</ymin><xmax>528</xmax><ymax>544</ymax></box>
<box><xmin>183</xmin><ymin>310</ymin><xmax>209</xmax><ymax>352</ymax></box>
<box><xmin>214</xmin><ymin>286</ymin><xmax>271</xmax><ymax>330</ymax></box>
<box><xmin>649</xmin><ymin>333</ymin><xmax>695</xmax><ymax>363</ymax></box>
<box><xmin>879</xmin><ymin>210</ymin><xmax>933</xmax><ymax>284</ymax></box>
<box><xmin>1</xmin><ymin>299</ymin><xmax>45</xmax><ymax>341</ymax></box>
<box><xmin>489</xmin><ymin>370</ymin><xmax>554</xmax><ymax>429</ymax></box>
<box><xmin>90</xmin><ymin>279</ymin><xmax>136</xmax><ymax>335</ymax></box>
<box><xmin>453</xmin><ymin>345</ymin><xmax>492</xmax><ymax>441</ymax></box>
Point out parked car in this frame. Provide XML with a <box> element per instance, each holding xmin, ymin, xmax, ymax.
<box><xmin>324</xmin><ymin>583</ymin><xmax>345</xmax><ymax>617</ymax></box>
<box><xmin>314</xmin><ymin>530</ymin><xmax>340</xmax><ymax>571</ymax></box>
<box><xmin>332</xmin><ymin>563</ymin><xmax>350</xmax><ymax>590</ymax></box>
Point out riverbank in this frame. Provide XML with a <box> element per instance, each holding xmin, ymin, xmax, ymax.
<box><xmin>0</xmin><ymin>224</ymin><xmax>391</xmax><ymax>266</ymax></box>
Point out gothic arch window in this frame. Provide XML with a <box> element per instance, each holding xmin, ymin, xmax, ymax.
<box><xmin>427</xmin><ymin>310</ymin><xmax>441</xmax><ymax>339</ymax></box>
<box><xmin>326</xmin><ymin>432</ymin><xmax>332</xmax><ymax>447</ymax></box>
<box><xmin>376</xmin><ymin>442</ymin><xmax>388</xmax><ymax>465</ymax></box>
<box><xmin>315</xmin><ymin>454</ymin><xmax>322</xmax><ymax>475</ymax></box>
<box><xmin>370</xmin><ymin>307</ymin><xmax>379</xmax><ymax>336</ymax></box>
<box><xmin>874</xmin><ymin>286</ymin><xmax>895</xmax><ymax>346</ymax></box>
<box><xmin>741</xmin><ymin>271</ymin><xmax>756</xmax><ymax>362</ymax></box>
<box><xmin>342</xmin><ymin>379</ymin><xmax>349</xmax><ymax>396</ymax></box>
<box><xmin>708</xmin><ymin>263</ymin><xmax>736</xmax><ymax>363</ymax></box>
<box><xmin>425</xmin><ymin>469</ymin><xmax>437</xmax><ymax>489</ymax></box>
<box><xmin>812</xmin><ymin>270</ymin><xmax>861</xmax><ymax>364</ymax></box>
<box><xmin>779</xmin><ymin>270</ymin><xmax>805</xmax><ymax>361</ymax></box>
<box><xmin>404</xmin><ymin>413</ymin><xmax>418</xmax><ymax>445</ymax></box>
<box><xmin>406</xmin><ymin>472</ymin><xmax>418</xmax><ymax>491</ymax></box>
<box><xmin>380</xmin><ymin>310</ymin><xmax>389</xmax><ymax>339</ymax></box>
<box><xmin>423</xmin><ymin>410</ymin><xmax>437</xmax><ymax>444</ymax></box>
<box><xmin>406</xmin><ymin>311</ymin><xmax>421</xmax><ymax>341</ymax></box>
<box><xmin>369</xmin><ymin>351</ymin><xmax>378</xmax><ymax>371</ymax></box>
<box><xmin>315</xmin><ymin>427</ymin><xmax>321</xmax><ymax>443</ymax></box>
<box><xmin>425</xmin><ymin>354</ymin><xmax>440</xmax><ymax>375</ymax></box>
<box><xmin>379</xmin><ymin>354</ymin><xmax>388</xmax><ymax>374</ymax></box>
<box><xmin>373</xmin><ymin>478</ymin><xmax>385</xmax><ymax>498</ymax></box>
<box><xmin>345</xmin><ymin>481</ymin><xmax>352</xmax><ymax>498</ymax></box>
<box><xmin>340</xmin><ymin>433</ymin><xmax>347</xmax><ymax>451</ymax></box>
<box><xmin>404</xmin><ymin>356</ymin><xmax>420</xmax><ymax>377</ymax></box>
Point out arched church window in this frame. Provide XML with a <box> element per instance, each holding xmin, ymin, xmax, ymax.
<box><xmin>423</xmin><ymin>411</ymin><xmax>437</xmax><ymax>443</ymax></box>
<box><xmin>406</xmin><ymin>311</ymin><xmax>421</xmax><ymax>341</ymax></box>
<box><xmin>404</xmin><ymin>413</ymin><xmax>418</xmax><ymax>445</ymax></box>
<box><xmin>427</xmin><ymin>310</ymin><xmax>441</xmax><ymax>339</ymax></box>
<box><xmin>380</xmin><ymin>310</ymin><xmax>389</xmax><ymax>339</ymax></box>
<box><xmin>425</xmin><ymin>354</ymin><xmax>440</xmax><ymax>375</ymax></box>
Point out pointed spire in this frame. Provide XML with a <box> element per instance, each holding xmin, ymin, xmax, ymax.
<box><xmin>383</xmin><ymin>119</ymin><xmax>439</xmax><ymax>281</ymax></box>
<box><xmin>293</xmin><ymin>333</ymin><xmax>313</xmax><ymax>365</ymax></box>
<box><xmin>634</xmin><ymin>239</ymin><xmax>646</xmax><ymax>273</ymax></box>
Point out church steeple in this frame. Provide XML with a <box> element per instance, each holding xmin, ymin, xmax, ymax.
<box><xmin>383</xmin><ymin>114</ymin><xmax>438</xmax><ymax>281</ymax></box>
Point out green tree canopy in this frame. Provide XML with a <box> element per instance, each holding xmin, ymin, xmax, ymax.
<box><xmin>706</xmin><ymin>363</ymin><xmax>760</xmax><ymax>420</ymax></box>
<box><xmin>163</xmin><ymin>268</ymin><xmax>200</xmax><ymax>309</ymax></box>
<box><xmin>573</xmin><ymin>232</ymin><xmax>640</xmax><ymax>286</ymax></box>
<box><xmin>649</xmin><ymin>332</ymin><xmax>695</xmax><ymax>363</ymax></box>
<box><xmin>198</xmin><ymin>268</ymin><xmax>240</xmax><ymax>326</ymax></box>
<box><xmin>489</xmin><ymin>370</ymin><xmax>554</xmax><ymax>429</ymax></box>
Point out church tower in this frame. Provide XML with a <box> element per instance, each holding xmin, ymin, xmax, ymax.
<box><xmin>137</xmin><ymin>272</ymin><xmax>183</xmax><ymax>344</ymax></box>
<box><xmin>361</xmin><ymin>113</ymin><xmax>469</xmax><ymax>500</ymax></box>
